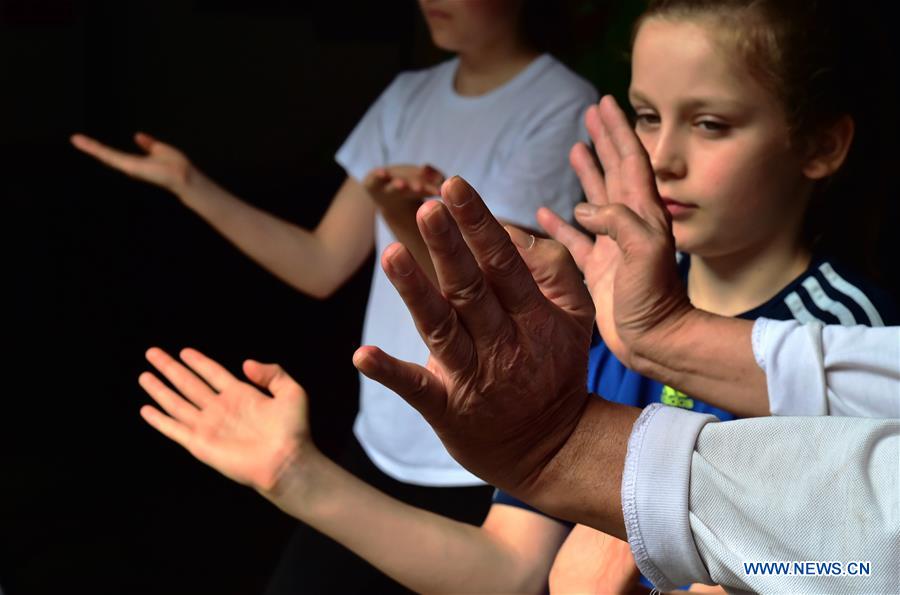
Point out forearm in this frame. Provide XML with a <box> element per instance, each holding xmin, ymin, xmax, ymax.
<box><xmin>175</xmin><ymin>173</ymin><xmax>357</xmax><ymax>298</ymax></box>
<box><xmin>265</xmin><ymin>453</ymin><xmax>545</xmax><ymax>594</ymax></box>
<box><xmin>631</xmin><ymin>310</ymin><xmax>769</xmax><ymax>417</ymax></box>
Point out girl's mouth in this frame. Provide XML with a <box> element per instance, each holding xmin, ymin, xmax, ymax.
<box><xmin>661</xmin><ymin>197</ymin><xmax>697</xmax><ymax>217</ymax></box>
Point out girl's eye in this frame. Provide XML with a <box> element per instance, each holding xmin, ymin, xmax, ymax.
<box><xmin>634</xmin><ymin>112</ymin><xmax>660</xmax><ymax>127</ymax></box>
<box><xmin>696</xmin><ymin>119</ymin><xmax>730</xmax><ymax>134</ymax></box>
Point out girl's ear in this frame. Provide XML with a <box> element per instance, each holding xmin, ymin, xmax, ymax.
<box><xmin>802</xmin><ymin>115</ymin><xmax>855</xmax><ymax>180</ymax></box>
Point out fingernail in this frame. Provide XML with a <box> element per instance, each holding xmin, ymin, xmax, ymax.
<box><xmin>423</xmin><ymin>204</ymin><xmax>449</xmax><ymax>234</ymax></box>
<box><xmin>505</xmin><ymin>225</ymin><xmax>535</xmax><ymax>250</ymax></box>
<box><xmin>388</xmin><ymin>246</ymin><xmax>414</xmax><ymax>277</ymax></box>
<box><xmin>353</xmin><ymin>348</ymin><xmax>380</xmax><ymax>373</ymax></box>
<box><xmin>575</xmin><ymin>203</ymin><xmax>600</xmax><ymax>217</ymax></box>
<box><xmin>447</xmin><ymin>177</ymin><xmax>473</xmax><ymax>207</ymax></box>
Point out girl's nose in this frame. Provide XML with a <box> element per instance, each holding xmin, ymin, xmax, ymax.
<box><xmin>650</xmin><ymin>131</ymin><xmax>687</xmax><ymax>180</ymax></box>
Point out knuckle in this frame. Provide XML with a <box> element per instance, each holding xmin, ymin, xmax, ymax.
<box><xmin>405</xmin><ymin>371</ymin><xmax>432</xmax><ymax>402</ymax></box>
<box><xmin>425</xmin><ymin>311</ymin><xmax>476</xmax><ymax>365</ymax></box>
<box><xmin>426</xmin><ymin>308</ymin><xmax>463</xmax><ymax>347</ymax></box>
<box><xmin>480</xmin><ymin>241</ymin><xmax>523</xmax><ymax>280</ymax></box>
<box><xmin>447</xmin><ymin>272</ymin><xmax>491</xmax><ymax>308</ymax></box>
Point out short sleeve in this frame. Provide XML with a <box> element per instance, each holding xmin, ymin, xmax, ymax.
<box><xmin>335</xmin><ymin>74</ymin><xmax>405</xmax><ymax>183</ymax></box>
<box><xmin>479</xmin><ymin>96</ymin><xmax>595</xmax><ymax>230</ymax></box>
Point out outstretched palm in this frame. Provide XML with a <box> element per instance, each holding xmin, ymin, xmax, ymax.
<box><xmin>71</xmin><ymin>132</ymin><xmax>194</xmax><ymax>192</ymax></box>
<box><xmin>138</xmin><ymin>347</ymin><xmax>311</xmax><ymax>493</ymax></box>
<box><xmin>539</xmin><ymin>97</ymin><xmax>687</xmax><ymax>366</ymax></box>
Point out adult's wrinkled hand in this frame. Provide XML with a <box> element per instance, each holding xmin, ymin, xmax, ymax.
<box><xmin>352</xmin><ymin>175</ymin><xmax>595</xmax><ymax>499</ymax></box>
<box><xmin>538</xmin><ymin>95</ymin><xmax>693</xmax><ymax>369</ymax></box>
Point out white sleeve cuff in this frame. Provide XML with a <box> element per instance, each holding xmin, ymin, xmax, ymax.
<box><xmin>622</xmin><ymin>404</ymin><xmax>717</xmax><ymax>590</ymax></box>
<box><xmin>752</xmin><ymin>318</ymin><xmax>828</xmax><ymax>416</ymax></box>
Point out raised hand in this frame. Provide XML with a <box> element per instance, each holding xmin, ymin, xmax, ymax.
<box><xmin>70</xmin><ymin>132</ymin><xmax>195</xmax><ymax>193</ymax></box>
<box><xmin>353</xmin><ymin>175</ymin><xmax>598</xmax><ymax>502</ymax></box>
<box><xmin>538</xmin><ymin>95</ymin><xmax>692</xmax><ymax>368</ymax></box>
<box><xmin>362</xmin><ymin>164</ymin><xmax>445</xmax><ymax>206</ymax></box>
<box><xmin>137</xmin><ymin>347</ymin><xmax>313</xmax><ymax>495</ymax></box>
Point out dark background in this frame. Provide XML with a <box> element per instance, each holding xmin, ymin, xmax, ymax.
<box><xmin>2</xmin><ymin>2</ymin><xmax>428</xmax><ymax>594</ymax></box>
<box><xmin>0</xmin><ymin>1</ymin><xmax>636</xmax><ymax>594</ymax></box>
<box><xmin>1</xmin><ymin>1</ymin><xmax>896</xmax><ymax>594</ymax></box>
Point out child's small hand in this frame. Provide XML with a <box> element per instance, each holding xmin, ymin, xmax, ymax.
<box><xmin>70</xmin><ymin>132</ymin><xmax>197</xmax><ymax>194</ymax></box>
<box><xmin>137</xmin><ymin>347</ymin><xmax>318</xmax><ymax>498</ymax></box>
<box><xmin>363</xmin><ymin>164</ymin><xmax>445</xmax><ymax>206</ymax></box>
<box><xmin>539</xmin><ymin>95</ymin><xmax>692</xmax><ymax>368</ymax></box>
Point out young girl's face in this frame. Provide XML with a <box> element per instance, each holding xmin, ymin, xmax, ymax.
<box><xmin>419</xmin><ymin>0</ymin><xmax>522</xmax><ymax>53</ymax></box>
<box><xmin>630</xmin><ymin>17</ymin><xmax>812</xmax><ymax>258</ymax></box>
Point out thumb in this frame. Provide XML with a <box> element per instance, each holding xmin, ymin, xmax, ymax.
<box><xmin>352</xmin><ymin>346</ymin><xmax>447</xmax><ymax>424</ymax></box>
<box><xmin>243</xmin><ymin>360</ymin><xmax>305</xmax><ymax>400</ymax></box>
<box><xmin>134</xmin><ymin>131</ymin><xmax>158</xmax><ymax>152</ymax></box>
<box><xmin>574</xmin><ymin>203</ymin><xmax>657</xmax><ymax>255</ymax></box>
<box><xmin>537</xmin><ymin>207</ymin><xmax>593</xmax><ymax>271</ymax></box>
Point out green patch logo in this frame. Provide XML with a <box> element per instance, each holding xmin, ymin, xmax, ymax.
<box><xmin>661</xmin><ymin>385</ymin><xmax>694</xmax><ymax>409</ymax></box>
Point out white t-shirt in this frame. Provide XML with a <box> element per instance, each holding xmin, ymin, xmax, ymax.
<box><xmin>336</xmin><ymin>54</ymin><xmax>598</xmax><ymax>485</ymax></box>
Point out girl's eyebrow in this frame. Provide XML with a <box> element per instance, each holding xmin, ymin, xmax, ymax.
<box><xmin>629</xmin><ymin>88</ymin><xmax>746</xmax><ymax>112</ymax></box>
<box><xmin>628</xmin><ymin>88</ymin><xmax>653</xmax><ymax>105</ymax></box>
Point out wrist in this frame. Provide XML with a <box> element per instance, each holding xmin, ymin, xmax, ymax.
<box><xmin>524</xmin><ymin>397</ymin><xmax>638</xmax><ymax>541</ymax></box>
<box><xmin>628</xmin><ymin>300</ymin><xmax>697</xmax><ymax>377</ymax></box>
<box><xmin>171</xmin><ymin>164</ymin><xmax>205</xmax><ymax>204</ymax></box>
<box><xmin>257</xmin><ymin>440</ymin><xmax>326</xmax><ymax>519</ymax></box>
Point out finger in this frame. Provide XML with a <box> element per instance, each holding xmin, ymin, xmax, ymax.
<box><xmin>415</xmin><ymin>197</ymin><xmax>517</xmax><ymax>345</ymax></box>
<box><xmin>363</xmin><ymin>168</ymin><xmax>391</xmax><ymax>191</ymax></box>
<box><xmin>352</xmin><ymin>346</ymin><xmax>447</xmax><ymax>424</ymax></box>
<box><xmin>536</xmin><ymin>207</ymin><xmax>593</xmax><ymax>271</ymax></box>
<box><xmin>242</xmin><ymin>360</ymin><xmax>304</xmax><ymax>400</ymax></box>
<box><xmin>140</xmin><ymin>405</ymin><xmax>194</xmax><ymax>448</ymax></box>
<box><xmin>598</xmin><ymin>95</ymin><xmax>650</xmax><ymax>166</ymax></box>
<box><xmin>569</xmin><ymin>142</ymin><xmax>608</xmax><ymax>205</ymax></box>
<box><xmin>134</xmin><ymin>131</ymin><xmax>157</xmax><ymax>152</ymax></box>
<box><xmin>179</xmin><ymin>348</ymin><xmax>239</xmax><ymax>393</ymax></box>
<box><xmin>421</xmin><ymin>164</ymin><xmax>441</xmax><ymax>177</ymax></box>
<box><xmin>506</xmin><ymin>226</ymin><xmax>594</xmax><ymax>323</ymax></box>
<box><xmin>437</xmin><ymin>177</ymin><xmax>548</xmax><ymax>319</ymax></box>
<box><xmin>145</xmin><ymin>347</ymin><xmax>216</xmax><ymax>409</ymax></box>
<box><xmin>587</xmin><ymin>102</ymin><xmax>622</xmax><ymax>205</ymax></box>
<box><xmin>597</xmin><ymin>96</ymin><xmax>657</xmax><ymax>215</ymax></box>
<box><xmin>70</xmin><ymin>134</ymin><xmax>146</xmax><ymax>175</ymax></box>
<box><xmin>138</xmin><ymin>372</ymin><xmax>199</xmax><ymax>427</ymax></box>
<box><xmin>381</xmin><ymin>242</ymin><xmax>476</xmax><ymax>372</ymax></box>
<box><xmin>422</xmin><ymin>165</ymin><xmax>445</xmax><ymax>185</ymax></box>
